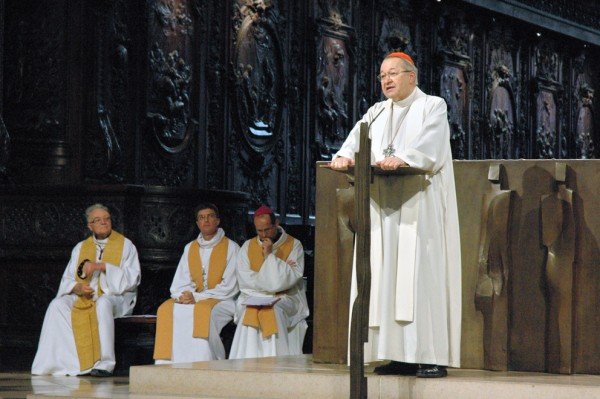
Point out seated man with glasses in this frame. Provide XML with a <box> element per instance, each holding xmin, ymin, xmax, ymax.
<box><xmin>154</xmin><ymin>203</ymin><xmax>240</xmax><ymax>363</ymax></box>
<box><xmin>229</xmin><ymin>205</ymin><xmax>309</xmax><ymax>359</ymax></box>
<box><xmin>329</xmin><ymin>52</ymin><xmax>461</xmax><ymax>378</ymax></box>
<box><xmin>32</xmin><ymin>203</ymin><xmax>141</xmax><ymax>376</ymax></box>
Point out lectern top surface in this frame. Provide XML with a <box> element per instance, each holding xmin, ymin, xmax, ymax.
<box><xmin>319</xmin><ymin>163</ymin><xmax>430</xmax><ymax>175</ymax></box>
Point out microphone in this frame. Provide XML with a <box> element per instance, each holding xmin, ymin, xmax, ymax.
<box><xmin>331</xmin><ymin>102</ymin><xmax>388</xmax><ymax>167</ymax></box>
<box><xmin>367</xmin><ymin>103</ymin><xmax>387</xmax><ymax>129</ymax></box>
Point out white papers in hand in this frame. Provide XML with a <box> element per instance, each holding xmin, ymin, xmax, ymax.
<box><xmin>243</xmin><ymin>296</ymin><xmax>281</xmax><ymax>307</ymax></box>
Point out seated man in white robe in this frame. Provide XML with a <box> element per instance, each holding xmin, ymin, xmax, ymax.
<box><xmin>229</xmin><ymin>205</ymin><xmax>309</xmax><ymax>359</ymax></box>
<box><xmin>153</xmin><ymin>203</ymin><xmax>239</xmax><ymax>363</ymax></box>
<box><xmin>32</xmin><ymin>203</ymin><xmax>141</xmax><ymax>377</ymax></box>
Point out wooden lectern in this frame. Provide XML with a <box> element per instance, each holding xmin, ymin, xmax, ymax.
<box><xmin>314</xmin><ymin>123</ymin><xmax>428</xmax><ymax>398</ymax></box>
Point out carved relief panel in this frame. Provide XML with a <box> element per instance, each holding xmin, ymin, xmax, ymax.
<box><xmin>374</xmin><ymin>0</ymin><xmax>417</xmax><ymax>101</ymax></box>
<box><xmin>143</xmin><ymin>0</ymin><xmax>198</xmax><ymax>185</ymax></box>
<box><xmin>230</xmin><ymin>0</ymin><xmax>285</xmax><ymax>206</ymax></box>
<box><xmin>314</xmin><ymin>18</ymin><xmax>352</xmax><ymax>160</ymax></box>
<box><xmin>233</xmin><ymin>1</ymin><xmax>284</xmax><ymax>154</ymax></box>
<box><xmin>436</xmin><ymin>11</ymin><xmax>472</xmax><ymax>160</ymax></box>
<box><xmin>377</xmin><ymin>15</ymin><xmax>414</xmax><ymax>60</ymax></box>
<box><xmin>3</xmin><ymin>1</ymin><xmax>69</xmax><ymax>183</ymax></box>
<box><xmin>316</xmin><ymin>0</ymin><xmax>352</xmax><ymax>29</ymax></box>
<box><xmin>533</xmin><ymin>40</ymin><xmax>563</xmax><ymax>159</ymax></box>
<box><xmin>84</xmin><ymin>0</ymin><xmax>135</xmax><ymax>183</ymax></box>
<box><xmin>486</xmin><ymin>27</ymin><xmax>518</xmax><ymax>159</ymax></box>
<box><xmin>572</xmin><ymin>52</ymin><xmax>595</xmax><ymax>159</ymax></box>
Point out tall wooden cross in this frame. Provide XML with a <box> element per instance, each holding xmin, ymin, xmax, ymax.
<box><xmin>350</xmin><ymin>122</ymin><xmax>371</xmax><ymax>399</ymax></box>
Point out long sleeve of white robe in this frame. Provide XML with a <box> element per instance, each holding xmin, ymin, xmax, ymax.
<box><xmin>237</xmin><ymin>238</ymin><xmax>304</xmax><ymax>297</ymax></box>
<box><xmin>55</xmin><ymin>237</ymin><xmax>141</xmax><ymax>316</ymax></box>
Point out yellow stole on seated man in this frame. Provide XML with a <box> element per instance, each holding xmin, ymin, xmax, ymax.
<box><xmin>72</xmin><ymin>231</ymin><xmax>125</xmax><ymax>371</ymax></box>
<box><xmin>242</xmin><ymin>234</ymin><xmax>294</xmax><ymax>338</ymax></box>
<box><xmin>153</xmin><ymin>237</ymin><xmax>229</xmax><ymax>360</ymax></box>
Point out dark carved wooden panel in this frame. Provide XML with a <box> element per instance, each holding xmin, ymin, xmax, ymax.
<box><xmin>1</xmin><ymin>0</ymin><xmax>598</xmax><ymax>194</ymax></box>
<box><xmin>142</xmin><ymin>0</ymin><xmax>198</xmax><ymax>186</ymax></box>
<box><xmin>573</xmin><ymin>51</ymin><xmax>595</xmax><ymax>159</ymax></box>
<box><xmin>516</xmin><ymin>0</ymin><xmax>600</xmax><ymax>32</ymax></box>
<box><xmin>310</xmin><ymin>5</ymin><xmax>355</xmax><ymax>217</ymax></box>
<box><xmin>373</xmin><ymin>0</ymin><xmax>425</xmax><ymax>101</ymax></box>
<box><xmin>285</xmin><ymin>2</ymin><xmax>308</xmax><ymax>217</ymax></box>
<box><xmin>229</xmin><ymin>0</ymin><xmax>286</xmax><ymax>207</ymax></box>
<box><xmin>3</xmin><ymin>0</ymin><xmax>71</xmax><ymax>183</ymax></box>
<box><xmin>533</xmin><ymin>40</ymin><xmax>563</xmax><ymax>158</ymax></box>
<box><xmin>485</xmin><ymin>26</ymin><xmax>518</xmax><ymax>159</ymax></box>
<box><xmin>314</xmin><ymin>18</ymin><xmax>352</xmax><ymax>159</ymax></box>
<box><xmin>84</xmin><ymin>0</ymin><xmax>138</xmax><ymax>183</ymax></box>
<box><xmin>203</xmin><ymin>1</ymin><xmax>227</xmax><ymax>190</ymax></box>
<box><xmin>0</xmin><ymin>0</ymin><xmax>7</xmax><ymax>183</ymax></box>
<box><xmin>436</xmin><ymin>10</ymin><xmax>473</xmax><ymax>160</ymax></box>
<box><xmin>0</xmin><ymin>117</ymin><xmax>9</xmax><ymax>183</ymax></box>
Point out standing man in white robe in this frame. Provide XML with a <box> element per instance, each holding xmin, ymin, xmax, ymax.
<box><xmin>153</xmin><ymin>203</ymin><xmax>239</xmax><ymax>363</ymax></box>
<box><xmin>229</xmin><ymin>205</ymin><xmax>309</xmax><ymax>359</ymax></box>
<box><xmin>330</xmin><ymin>51</ymin><xmax>461</xmax><ymax>378</ymax></box>
<box><xmin>32</xmin><ymin>204</ymin><xmax>141</xmax><ymax>376</ymax></box>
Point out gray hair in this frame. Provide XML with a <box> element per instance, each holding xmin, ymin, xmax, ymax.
<box><xmin>85</xmin><ymin>203</ymin><xmax>110</xmax><ymax>222</ymax></box>
<box><xmin>400</xmin><ymin>58</ymin><xmax>419</xmax><ymax>85</ymax></box>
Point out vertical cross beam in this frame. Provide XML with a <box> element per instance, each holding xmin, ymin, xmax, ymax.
<box><xmin>350</xmin><ymin>122</ymin><xmax>371</xmax><ymax>399</ymax></box>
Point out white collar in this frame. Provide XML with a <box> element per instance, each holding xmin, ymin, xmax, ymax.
<box><xmin>197</xmin><ymin>228</ymin><xmax>225</xmax><ymax>249</ymax></box>
<box><xmin>393</xmin><ymin>86</ymin><xmax>418</xmax><ymax>107</ymax></box>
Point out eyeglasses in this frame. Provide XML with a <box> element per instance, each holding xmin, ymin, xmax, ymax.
<box><xmin>377</xmin><ymin>70</ymin><xmax>411</xmax><ymax>81</ymax></box>
<box><xmin>197</xmin><ymin>213</ymin><xmax>218</xmax><ymax>221</ymax></box>
<box><xmin>89</xmin><ymin>217</ymin><xmax>111</xmax><ymax>224</ymax></box>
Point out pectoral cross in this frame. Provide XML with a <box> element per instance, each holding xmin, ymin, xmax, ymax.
<box><xmin>383</xmin><ymin>144</ymin><xmax>395</xmax><ymax>157</ymax></box>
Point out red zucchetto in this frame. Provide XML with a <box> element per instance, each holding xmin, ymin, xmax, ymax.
<box><xmin>385</xmin><ymin>51</ymin><xmax>415</xmax><ymax>65</ymax></box>
<box><xmin>254</xmin><ymin>205</ymin><xmax>274</xmax><ymax>217</ymax></box>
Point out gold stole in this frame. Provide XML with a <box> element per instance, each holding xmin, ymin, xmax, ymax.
<box><xmin>242</xmin><ymin>235</ymin><xmax>294</xmax><ymax>338</ymax></box>
<box><xmin>154</xmin><ymin>237</ymin><xmax>229</xmax><ymax>360</ymax></box>
<box><xmin>72</xmin><ymin>231</ymin><xmax>125</xmax><ymax>371</ymax></box>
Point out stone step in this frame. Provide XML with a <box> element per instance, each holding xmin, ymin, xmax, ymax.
<box><xmin>128</xmin><ymin>355</ymin><xmax>600</xmax><ymax>399</ymax></box>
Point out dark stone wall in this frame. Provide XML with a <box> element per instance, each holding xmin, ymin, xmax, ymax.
<box><xmin>0</xmin><ymin>0</ymin><xmax>598</xmax><ymax>371</ymax></box>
